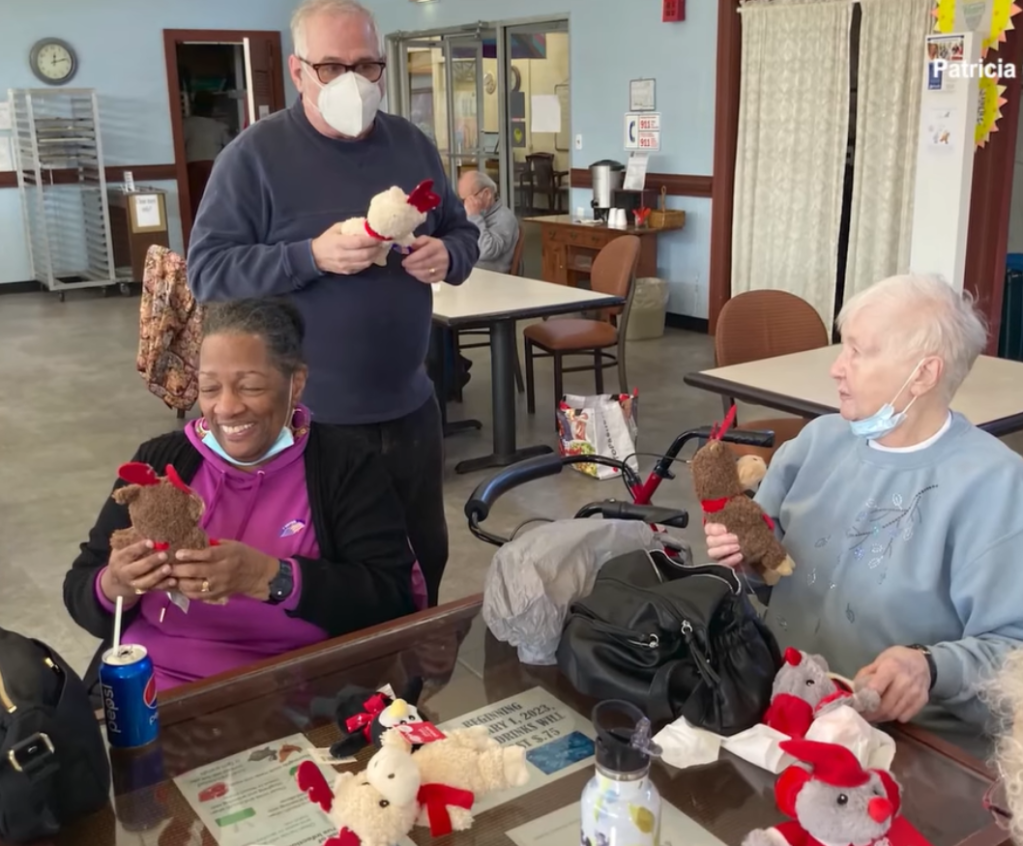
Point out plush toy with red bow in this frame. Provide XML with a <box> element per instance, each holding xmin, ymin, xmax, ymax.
<box><xmin>338</xmin><ymin>180</ymin><xmax>442</xmax><ymax>268</ymax></box>
<box><xmin>742</xmin><ymin>739</ymin><xmax>929</xmax><ymax>846</ymax></box>
<box><xmin>296</xmin><ymin>727</ymin><xmax>529</xmax><ymax>846</ymax></box>
<box><xmin>111</xmin><ymin>462</ymin><xmax>208</xmax><ymax>556</ymax></box>
<box><xmin>763</xmin><ymin>649</ymin><xmax>881</xmax><ymax>739</ymax></box>
<box><xmin>690</xmin><ymin>406</ymin><xmax>795</xmax><ymax>585</ymax></box>
<box><xmin>330</xmin><ymin>680</ymin><xmax>425</xmax><ymax>759</ymax></box>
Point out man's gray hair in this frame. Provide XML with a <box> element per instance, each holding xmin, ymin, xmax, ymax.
<box><xmin>466</xmin><ymin>171</ymin><xmax>498</xmax><ymax>195</ymax></box>
<box><xmin>836</xmin><ymin>273</ymin><xmax>988</xmax><ymax>402</ymax></box>
<box><xmin>291</xmin><ymin>0</ymin><xmax>381</xmax><ymax>58</ymax></box>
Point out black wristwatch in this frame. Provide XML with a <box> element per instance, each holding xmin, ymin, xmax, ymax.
<box><xmin>909</xmin><ymin>644</ymin><xmax>937</xmax><ymax>691</ymax></box>
<box><xmin>266</xmin><ymin>560</ymin><xmax>295</xmax><ymax>606</ymax></box>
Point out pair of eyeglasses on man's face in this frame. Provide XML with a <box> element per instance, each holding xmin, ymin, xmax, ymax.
<box><xmin>300</xmin><ymin>57</ymin><xmax>386</xmax><ymax>84</ymax></box>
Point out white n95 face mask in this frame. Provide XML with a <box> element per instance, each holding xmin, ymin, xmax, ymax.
<box><xmin>307</xmin><ymin>67</ymin><xmax>382</xmax><ymax>137</ymax></box>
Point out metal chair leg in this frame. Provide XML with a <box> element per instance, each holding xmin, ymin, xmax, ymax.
<box><xmin>553</xmin><ymin>352</ymin><xmax>564</xmax><ymax>427</ymax></box>
<box><xmin>525</xmin><ymin>340</ymin><xmax>537</xmax><ymax>414</ymax></box>
<box><xmin>513</xmin><ymin>348</ymin><xmax>525</xmax><ymax>393</ymax></box>
<box><xmin>593</xmin><ymin>349</ymin><xmax>604</xmax><ymax>394</ymax></box>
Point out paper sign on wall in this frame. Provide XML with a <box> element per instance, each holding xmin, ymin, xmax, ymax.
<box><xmin>625</xmin><ymin>112</ymin><xmax>661</xmax><ymax>152</ymax></box>
<box><xmin>531</xmin><ymin>94</ymin><xmax>561</xmax><ymax>133</ymax></box>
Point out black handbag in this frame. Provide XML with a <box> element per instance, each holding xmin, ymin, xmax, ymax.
<box><xmin>0</xmin><ymin>627</ymin><xmax>111</xmax><ymax>843</ymax></box>
<box><xmin>557</xmin><ymin>549</ymin><xmax>782</xmax><ymax>736</ymax></box>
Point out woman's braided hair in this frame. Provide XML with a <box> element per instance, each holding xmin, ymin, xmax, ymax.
<box><xmin>201</xmin><ymin>298</ymin><xmax>306</xmax><ymax>376</ymax></box>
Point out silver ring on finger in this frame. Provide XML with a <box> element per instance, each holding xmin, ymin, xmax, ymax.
<box><xmin>200</xmin><ymin>578</ymin><xmax>211</xmax><ymax>594</ymax></box>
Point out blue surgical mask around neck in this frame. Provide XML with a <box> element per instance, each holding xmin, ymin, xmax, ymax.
<box><xmin>201</xmin><ymin>379</ymin><xmax>296</xmax><ymax>467</ymax></box>
<box><xmin>848</xmin><ymin>360</ymin><xmax>924</xmax><ymax>440</ymax></box>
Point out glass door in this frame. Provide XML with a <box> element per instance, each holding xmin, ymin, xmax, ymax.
<box><xmin>499</xmin><ymin>20</ymin><xmax>570</xmax><ymax>219</ymax></box>
<box><xmin>400</xmin><ymin>39</ymin><xmax>449</xmax><ymax>178</ymax></box>
<box><xmin>444</xmin><ymin>33</ymin><xmax>497</xmax><ymax>187</ymax></box>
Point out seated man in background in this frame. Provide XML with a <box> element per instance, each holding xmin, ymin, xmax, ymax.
<box><xmin>64</xmin><ymin>298</ymin><xmax>420</xmax><ymax>692</ymax></box>
<box><xmin>458</xmin><ymin>170</ymin><xmax>520</xmax><ymax>274</ymax></box>
<box><xmin>705</xmin><ymin>273</ymin><xmax>1023</xmax><ymax>754</ymax></box>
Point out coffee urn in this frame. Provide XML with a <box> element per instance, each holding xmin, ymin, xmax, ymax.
<box><xmin>589</xmin><ymin>159</ymin><xmax>625</xmax><ymax>222</ymax></box>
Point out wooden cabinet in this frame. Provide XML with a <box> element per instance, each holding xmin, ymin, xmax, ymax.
<box><xmin>528</xmin><ymin>214</ymin><xmax>685</xmax><ymax>287</ymax></box>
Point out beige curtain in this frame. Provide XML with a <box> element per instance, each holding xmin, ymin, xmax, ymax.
<box><xmin>731</xmin><ymin>0</ymin><xmax>852</xmax><ymax>328</ymax></box>
<box><xmin>843</xmin><ymin>0</ymin><xmax>932</xmax><ymax>304</ymax></box>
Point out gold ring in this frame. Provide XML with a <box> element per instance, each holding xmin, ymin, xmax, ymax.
<box><xmin>134</xmin><ymin>587</ymin><xmax>145</xmax><ymax>596</ymax></box>
<box><xmin>201</xmin><ymin>578</ymin><xmax>211</xmax><ymax>594</ymax></box>
<box><xmin>429</xmin><ymin>268</ymin><xmax>437</xmax><ymax>274</ymax></box>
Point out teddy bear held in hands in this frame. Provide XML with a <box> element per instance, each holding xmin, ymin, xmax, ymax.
<box><xmin>110</xmin><ymin>462</ymin><xmax>209</xmax><ymax>557</ymax></box>
<box><xmin>691</xmin><ymin>406</ymin><xmax>795</xmax><ymax>585</ymax></box>
<box><xmin>338</xmin><ymin>179</ymin><xmax>442</xmax><ymax>268</ymax></box>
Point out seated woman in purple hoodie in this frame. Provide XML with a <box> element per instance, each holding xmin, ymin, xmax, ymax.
<box><xmin>64</xmin><ymin>298</ymin><xmax>422</xmax><ymax>691</ymax></box>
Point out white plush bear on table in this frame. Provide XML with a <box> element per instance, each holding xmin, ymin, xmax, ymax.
<box><xmin>339</xmin><ymin>179</ymin><xmax>442</xmax><ymax>267</ymax></box>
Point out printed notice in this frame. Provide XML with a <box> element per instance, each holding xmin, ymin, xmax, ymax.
<box><xmin>507</xmin><ymin>801</ymin><xmax>728</xmax><ymax>846</ymax></box>
<box><xmin>436</xmin><ymin>686</ymin><xmax>595</xmax><ymax>814</ymax></box>
<box><xmin>175</xmin><ymin>733</ymin><xmax>338</xmax><ymax>846</ymax></box>
<box><xmin>133</xmin><ymin>194</ymin><xmax>162</xmax><ymax>229</ymax></box>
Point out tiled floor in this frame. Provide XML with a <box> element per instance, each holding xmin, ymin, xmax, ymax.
<box><xmin>2</xmin><ymin>289</ymin><xmax>1020</xmax><ymax>677</ymax></box>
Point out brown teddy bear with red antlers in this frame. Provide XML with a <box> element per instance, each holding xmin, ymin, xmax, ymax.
<box><xmin>690</xmin><ymin>406</ymin><xmax>795</xmax><ymax>585</ymax></box>
<box><xmin>742</xmin><ymin>739</ymin><xmax>930</xmax><ymax>846</ymax></box>
<box><xmin>111</xmin><ymin>462</ymin><xmax>209</xmax><ymax>557</ymax></box>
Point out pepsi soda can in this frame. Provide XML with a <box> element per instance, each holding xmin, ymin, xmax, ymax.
<box><xmin>101</xmin><ymin>644</ymin><xmax>159</xmax><ymax>749</ymax></box>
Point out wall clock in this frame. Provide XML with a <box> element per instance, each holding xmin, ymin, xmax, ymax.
<box><xmin>29</xmin><ymin>38</ymin><xmax>78</xmax><ymax>86</ymax></box>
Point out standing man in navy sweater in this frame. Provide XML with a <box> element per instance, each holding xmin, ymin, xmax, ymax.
<box><xmin>187</xmin><ymin>0</ymin><xmax>480</xmax><ymax>607</ymax></box>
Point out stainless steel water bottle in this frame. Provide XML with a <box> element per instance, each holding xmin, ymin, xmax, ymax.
<box><xmin>581</xmin><ymin>700</ymin><xmax>662</xmax><ymax>846</ymax></box>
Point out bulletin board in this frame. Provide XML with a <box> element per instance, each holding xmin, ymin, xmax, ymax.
<box><xmin>555</xmin><ymin>83</ymin><xmax>570</xmax><ymax>152</ymax></box>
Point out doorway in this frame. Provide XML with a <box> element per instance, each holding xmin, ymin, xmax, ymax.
<box><xmin>389</xmin><ymin>18</ymin><xmax>569</xmax><ymax>221</ymax></box>
<box><xmin>388</xmin><ymin>18</ymin><xmax>569</xmax><ymax>277</ymax></box>
<box><xmin>163</xmin><ymin>29</ymin><xmax>287</xmax><ymax>250</ymax></box>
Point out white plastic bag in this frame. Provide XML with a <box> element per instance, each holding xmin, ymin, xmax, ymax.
<box><xmin>483</xmin><ymin>519</ymin><xmax>681</xmax><ymax>665</ymax></box>
<box><xmin>556</xmin><ymin>392</ymin><xmax>639</xmax><ymax>481</ymax></box>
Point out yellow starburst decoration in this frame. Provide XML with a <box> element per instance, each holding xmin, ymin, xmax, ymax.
<box><xmin>976</xmin><ymin>74</ymin><xmax>1008</xmax><ymax>146</ymax></box>
<box><xmin>933</xmin><ymin>0</ymin><xmax>1022</xmax><ymax>55</ymax></box>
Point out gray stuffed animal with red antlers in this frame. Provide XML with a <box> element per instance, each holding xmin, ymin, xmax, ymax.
<box><xmin>742</xmin><ymin>739</ymin><xmax>930</xmax><ymax>846</ymax></box>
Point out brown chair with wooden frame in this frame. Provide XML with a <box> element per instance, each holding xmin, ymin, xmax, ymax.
<box><xmin>524</xmin><ymin>235</ymin><xmax>641</xmax><ymax>419</ymax></box>
<box><xmin>451</xmin><ymin>227</ymin><xmax>527</xmax><ymax>401</ymax></box>
<box><xmin>714</xmin><ymin>289</ymin><xmax>830</xmax><ymax>461</ymax></box>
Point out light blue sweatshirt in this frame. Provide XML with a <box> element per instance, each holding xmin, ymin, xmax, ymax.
<box><xmin>754</xmin><ymin>412</ymin><xmax>1023</xmax><ymax>739</ymax></box>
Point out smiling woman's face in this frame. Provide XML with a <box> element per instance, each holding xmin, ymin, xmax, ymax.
<box><xmin>198</xmin><ymin>332</ymin><xmax>306</xmax><ymax>464</ymax></box>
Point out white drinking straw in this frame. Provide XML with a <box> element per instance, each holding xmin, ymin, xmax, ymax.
<box><xmin>112</xmin><ymin>595</ymin><xmax>124</xmax><ymax>656</ymax></box>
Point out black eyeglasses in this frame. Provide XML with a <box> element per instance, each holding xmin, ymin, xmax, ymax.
<box><xmin>299</xmin><ymin>57</ymin><xmax>386</xmax><ymax>84</ymax></box>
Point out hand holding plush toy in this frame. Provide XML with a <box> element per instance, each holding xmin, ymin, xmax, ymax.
<box><xmin>763</xmin><ymin>649</ymin><xmax>881</xmax><ymax>739</ymax></box>
<box><xmin>691</xmin><ymin>407</ymin><xmax>795</xmax><ymax>585</ymax></box>
<box><xmin>338</xmin><ymin>180</ymin><xmax>441</xmax><ymax>268</ymax></box>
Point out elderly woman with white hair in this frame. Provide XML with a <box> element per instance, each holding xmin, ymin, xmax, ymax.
<box><xmin>705</xmin><ymin>273</ymin><xmax>1023</xmax><ymax>750</ymax></box>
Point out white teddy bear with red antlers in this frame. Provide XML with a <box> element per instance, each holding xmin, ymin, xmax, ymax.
<box><xmin>338</xmin><ymin>180</ymin><xmax>441</xmax><ymax>267</ymax></box>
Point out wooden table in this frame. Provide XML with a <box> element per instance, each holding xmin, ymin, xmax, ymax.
<box><xmin>685</xmin><ymin>345</ymin><xmax>1023</xmax><ymax>437</ymax></box>
<box><xmin>526</xmin><ymin>214</ymin><xmax>685</xmax><ymax>287</ymax></box>
<box><xmin>432</xmin><ymin>270</ymin><xmax>623</xmax><ymax>474</ymax></box>
<box><xmin>40</xmin><ymin>597</ymin><xmax>1004</xmax><ymax>846</ymax></box>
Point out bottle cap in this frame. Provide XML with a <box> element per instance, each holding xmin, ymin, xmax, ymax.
<box><xmin>592</xmin><ymin>700</ymin><xmax>661</xmax><ymax>775</ymax></box>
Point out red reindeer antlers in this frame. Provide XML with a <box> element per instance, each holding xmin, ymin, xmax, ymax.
<box><xmin>117</xmin><ymin>462</ymin><xmax>160</xmax><ymax>486</ymax></box>
<box><xmin>709</xmin><ymin>404</ymin><xmax>737</xmax><ymax>441</ymax></box>
<box><xmin>165</xmin><ymin>464</ymin><xmax>193</xmax><ymax>495</ymax></box>
<box><xmin>407</xmin><ymin>179</ymin><xmax>441</xmax><ymax>213</ymax></box>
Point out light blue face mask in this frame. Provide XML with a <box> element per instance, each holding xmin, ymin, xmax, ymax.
<box><xmin>202</xmin><ymin>379</ymin><xmax>296</xmax><ymax>467</ymax></box>
<box><xmin>848</xmin><ymin>360</ymin><xmax>923</xmax><ymax>440</ymax></box>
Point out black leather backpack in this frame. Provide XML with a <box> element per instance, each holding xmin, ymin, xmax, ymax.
<box><xmin>0</xmin><ymin>627</ymin><xmax>110</xmax><ymax>843</ymax></box>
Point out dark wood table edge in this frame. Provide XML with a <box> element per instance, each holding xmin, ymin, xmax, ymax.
<box><xmin>157</xmin><ymin>595</ymin><xmax>483</xmax><ymax>725</ymax></box>
<box><xmin>432</xmin><ymin>294</ymin><xmax>626</xmax><ymax>331</ymax></box>
<box><xmin>683</xmin><ymin>372</ymin><xmax>1023</xmax><ymax>437</ymax></box>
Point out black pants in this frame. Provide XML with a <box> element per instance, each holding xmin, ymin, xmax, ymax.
<box><xmin>340</xmin><ymin>397</ymin><xmax>447</xmax><ymax>607</ymax></box>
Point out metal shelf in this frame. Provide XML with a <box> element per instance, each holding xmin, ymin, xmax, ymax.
<box><xmin>9</xmin><ymin>88</ymin><xmax>124</xmax><ymax>296</ymax></box>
